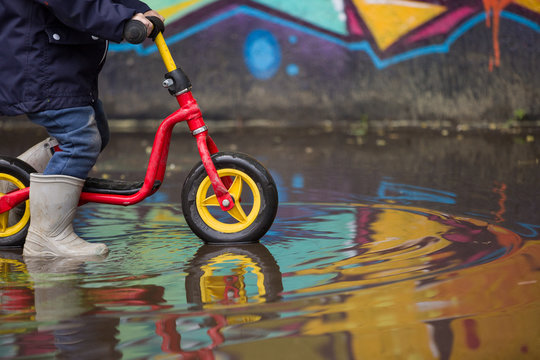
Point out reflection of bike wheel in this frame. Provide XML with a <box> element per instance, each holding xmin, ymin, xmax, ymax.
<box><xmin>182</xmin><ymin>152</ymin><xmax>278</xmax><ymax>244</ymax></box>
<box><xmin>185</xmin><ymin>244</ymin><xmax>283</xmax><ymax>306</ymax></box>
<box><xmin>0</xmin><ymin>157</ymin><xmax>35</xmax><ymax>247</ymax></box>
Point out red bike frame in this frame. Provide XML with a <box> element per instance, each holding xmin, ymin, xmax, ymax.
<box><xmin>0</xmin><ymin>33</ymin><xmax>235</xmax><ymax>216</ymax></box>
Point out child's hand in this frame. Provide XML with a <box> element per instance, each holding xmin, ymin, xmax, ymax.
<box><xmin>131</xmin><ymin>11</ymin><xmax>164</xmax><ymax>37</ymax></box>
<box><xmin>144</xmin><ymin>10</ymin><xmax>165</xmax><ymax>23</ymax></box>
<box><xmin>131</xmin><ymin>13</ymin><xmax>152</xmax><ymax>36</ymax></box>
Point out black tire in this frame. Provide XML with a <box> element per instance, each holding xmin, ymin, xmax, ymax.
<box><xmin>0</xmin><ymin>157</ymin><xmax>36</xmax><ymax>247</ymax></box>
<box><xmin>182</xmin><ymin>152</ymin><xmax>278</xmax><ymax>244</ymax></box>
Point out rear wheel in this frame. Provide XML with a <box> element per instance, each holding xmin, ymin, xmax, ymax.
<box><xmin>0</xmin><ymin>157</ymin><xmax>35</xmax><ymax>247</ymax></box>
<box><xmin>182</xmin><ymin>152</ymin><xmax>278</xmax><ymax>244</ymax></box>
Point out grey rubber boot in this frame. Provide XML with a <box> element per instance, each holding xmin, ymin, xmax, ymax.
<box><xmin>0</xmin><ymin>138</ymin><xmax>58</xmax><ymax>226</ymax></box>
<box><xmin>0</xmin><ymin>138</ymin><xmax>57</xmax><ymax>196</ymax></box>
<box><xmin>23</xmin><ymin>174</ymin><xmax>109</xmax><ymax>257</ymax></box>
<box><xmin>17</xmin><ymin>137</ymin><xmax>58</xmax><ymax>172</ymax></box>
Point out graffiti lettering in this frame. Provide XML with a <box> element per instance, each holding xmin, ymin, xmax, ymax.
<box><xmin>112</xmin><ymin>0</ymin><xmax>540</xmax><ymax>76</ymax></box>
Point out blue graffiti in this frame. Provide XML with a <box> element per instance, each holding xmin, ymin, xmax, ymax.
<box><xmin>291</xmin><ymin>173</ymin><xmax>304</xmax><ymax>189</ymax></box>
<box><xmin>377</xmin><ymin>181</ymin><xmax>456</xmax><ymax>204</ymax></box>
<box><xmin>513</xmin><ymin>223</ymin><xmax>540</xmax><ymax>238</ymax></box>
<box><xmin>286</xmin><ymin>64</ymin><xmax>299</xmax><ymax>76</ymax></box>
<box><xmin>244</xmin><ymin>29</ymin><xmax>282</xmax><ymax>79</ymax></box>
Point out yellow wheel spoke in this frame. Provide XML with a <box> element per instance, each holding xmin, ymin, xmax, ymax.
<box><xmin>0</xmin><ymin>175</ymin><xmax>31</xmax><ymax>238</ymax></box>
<box><xmin>202</xmin><ymin>194</ymin><xmax>220</xmax><ymax>207</ymax></box>
<box><xmin>227</xmin><ymin>202</ymin><xmax>248</xmax><ymax>223</ymax></box>
<box><xmin>196</xmin><ymin>168</ymin><xmax>262</xmax><ymax>234</ymax></box>
<box><xmin>227</xmin><ymin>176</ymin><xmax>243</xmax><ymax>200</ymax></box>
<box><xmin>0</xmin><ymin>211</ymin><xmax>8</xmax><ymax>232</ymax></box>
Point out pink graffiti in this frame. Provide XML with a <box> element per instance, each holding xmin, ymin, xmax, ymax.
<box><xmin>346</xmin><ymin>4</ymin><xmax>364</xmax><ymax>36</ymax></box>
<box><xmin>406</xmin><ymin>6</ymin><xmax>478</xmax><ymax>44</ymax></box>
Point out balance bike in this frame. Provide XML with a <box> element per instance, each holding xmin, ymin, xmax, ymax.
<box><xmin>0</xmin><ymin>18</ymin><xmax>278</xmax><ymax>247</ymax></box>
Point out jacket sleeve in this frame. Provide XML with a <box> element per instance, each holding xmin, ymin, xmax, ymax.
<box><xmin>33</xmin><ymin>0</ymin><xmax>152</xmax><ymax>42</ymax></box>
<box><xmin>113</xmin><ymin>0</ymin><xmax>151</xmax><ymax>14</ymax></box>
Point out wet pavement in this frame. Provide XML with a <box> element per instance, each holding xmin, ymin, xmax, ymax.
<box><xmin>1</xmin><ymin>121</ymin><xmax>539</xmax><ymax>359</ymax></box>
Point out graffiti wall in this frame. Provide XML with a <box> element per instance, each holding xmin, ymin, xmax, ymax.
<box><xmin>100</xmin><ymin>0</ymin><xmax>540</xmax><ymax>123</ymax></box>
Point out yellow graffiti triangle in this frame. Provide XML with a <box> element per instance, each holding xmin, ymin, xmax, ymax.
<box><xmin>158</xmin><ymin>0</ymin><xmax>204</xmax><ymax>20</ymax></box>
<box><xmin>513</xmin><ymin>0</ymin><xmax>540</xmax><ymax>13</ymax></box>
<box><xmin>351</xmin><ymin>0</ymin><xmax>446</xmax><ymax>51</ymax></box>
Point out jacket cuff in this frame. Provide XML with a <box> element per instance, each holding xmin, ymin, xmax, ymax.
<box><xmin>117</xmin><ymin>0</ymin><xmax>152</xmax><ymax>14</ymax></box>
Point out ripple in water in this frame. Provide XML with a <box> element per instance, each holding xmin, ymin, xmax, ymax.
<box><xmin>269</xmin><ymin>203</ymin><xmax>523</xmax><ymax>298</ymax></box>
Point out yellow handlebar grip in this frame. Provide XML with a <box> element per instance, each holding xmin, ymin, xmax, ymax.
<box><xmin>155</xmin><ymin>33</ymin><xmax>176</xmax><ymax>72</ymax></box>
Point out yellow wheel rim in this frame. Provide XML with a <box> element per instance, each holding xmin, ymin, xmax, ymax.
<box><xmin>196</xmin><ymin>169</ymin><xmax>261</xmax><ymax>233</ymax></box>
<box><xmin>0</xmin><ymin>174</ymin><xmax>30</xmax><ymax>237</ymax></box>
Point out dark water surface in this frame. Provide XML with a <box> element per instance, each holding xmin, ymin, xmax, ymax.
<box><xmin>1</xmin><ymin>123</ymin><xmax>539</xmax><ymax>359</ymax></box>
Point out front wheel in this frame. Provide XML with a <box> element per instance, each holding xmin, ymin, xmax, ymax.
<box><xmin>0</xmin><ymin>157</ymin><xmax>35</xmax><ymax>247</ymax></box>
<box><xmin>182</xmin><ymin>152</ymin><xmax>278</xmax><ymax>244</ymax></box>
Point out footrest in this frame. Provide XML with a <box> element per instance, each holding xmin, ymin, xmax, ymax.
<box><xmin>83</xmin><ymin>177</ymin><xmax>161</xmax><ymax>195</ymax></box>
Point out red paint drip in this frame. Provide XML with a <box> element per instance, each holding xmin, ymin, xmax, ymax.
<box><xmin>491</xmin><ymin>182</ymin><xmax>507</xmax><ymax>223</ymax></box>
<box><xmin>463</xmin><ymin>318</ymin><xmax>481</xmax><ymax>349</ymax></box>
<box><xmin>482</xmin><ymin>0</ymin><xmax>514</xmax><ymax>70</ymax></box>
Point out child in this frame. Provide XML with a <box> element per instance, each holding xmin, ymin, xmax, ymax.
<box><xmin>0</xmin><ymin>1</ymin><xmax>164</xmax><ymax>257</ymax></box>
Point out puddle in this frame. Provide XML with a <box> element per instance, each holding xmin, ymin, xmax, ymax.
<box><xmin>1</xmin><ymin>126</ymin><xmax>539</xmax><ymax>359</ymax></box>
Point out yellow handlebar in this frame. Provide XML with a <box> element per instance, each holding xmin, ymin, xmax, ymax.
<box><xmin>155</xmin><ymin>33</ymin><xmax>177</xmax><ymax>72</ymax></box>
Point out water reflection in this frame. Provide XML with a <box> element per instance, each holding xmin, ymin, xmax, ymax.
<box><xmin>0</xmin><ymin>243</ymin><xmax>284</xmax><ymax>359</ymax></box>
<box><xmin>3</xmin><ymin>198</ymin><xmax>537</xmax><ymax>359</ymax></box>
<box><xmin>185</xmin><ymin>244</ymin><xmax>283</xmax><ymax>306</ymax></box>
<box><xmin>1</xmin><ymin>251</ymin><xmax>121</xmax><ymax>359</ymax></box>
<box><xmin>1</xmin><ymin>204</ymin><xmax>538</xmax><ymax>359</ymax></box>
<box><xmin>158</xmin><ymin>244</ymin><xmax>283</xmax><ymax>357</ymax></box>
<box><xmin>262</xmin><ymin>204</ymin><xmax>537</xmax><ymax>359</ymax></box>
<box><xmin>259</xmin><ymin>241</ymin><xmax>540</xmax><ymax>360</ymax></box>
<box><xmin>270</xmin><ymin>204</ymin><xmax>524</xmax><ymax>298</ymax></box>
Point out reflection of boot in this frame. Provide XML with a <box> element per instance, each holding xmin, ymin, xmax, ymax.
<box><xmin>23</xmin><ymin>174</ymin><xmax>108</xmax><ymax>257</ymax></box>
<box><xmin>17</xmin><ymin>137</ymin><xmax>58</xmax><ymax>173</ymax></box>
<box><xmin>25</xmin><ymin>256</ymin><xmax>104</xmax><ymax>322</ymax></box>
<box><xmin>26</xmin><ymin>255</ymin><xmax>121</xmax><ymax>359</ymax></box>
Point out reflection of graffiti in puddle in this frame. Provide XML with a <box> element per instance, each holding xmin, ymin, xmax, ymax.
<box><xmin>274</xmin><ymin>203</ymin><xmax>523</xmax><ymax>294</ymax></box>
<box><xmin>270</xmin><ymin>203</ymin><xmax>538</xmax><ymax>359</ymax></box>
<box><xmin>279</xmin><ymin>242</ymin><xmax>540</xmax><ymax>359</ymax></box>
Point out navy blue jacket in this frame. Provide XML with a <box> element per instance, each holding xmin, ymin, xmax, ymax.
<box><xmin>0</xmin><ymin>0</ymin><xmax>151</xmax><ymax>116</ymax></box>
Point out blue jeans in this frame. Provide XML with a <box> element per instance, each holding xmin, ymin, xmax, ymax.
<box><xmin>27</xmin><ymin>101</ymin><xmax>109</xmax><ymax>179</ymax></box>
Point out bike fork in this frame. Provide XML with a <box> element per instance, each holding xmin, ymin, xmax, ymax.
<box><xmin>156</xmin><ymin>33</ymin><xmax>235</xmax><ymax>212</ymax></box>
<box><xmin>179</xmin><ymin>93</ymin><xmax>234</xmax><ymax>212</ymax></box>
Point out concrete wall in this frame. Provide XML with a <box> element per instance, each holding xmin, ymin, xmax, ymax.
<box><xmin>100</xmin><ymin>0</ymin><xmax>540</xmax><ymax>123</ymax></box>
